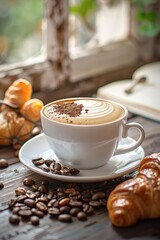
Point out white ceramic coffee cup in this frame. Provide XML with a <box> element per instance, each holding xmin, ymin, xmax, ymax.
<box><xmin>41</xmin><ymin>97</ymin><xmax>145</xmax><ymax>170</ymax></box>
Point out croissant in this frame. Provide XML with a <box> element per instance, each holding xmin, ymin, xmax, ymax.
<box><xmin>0</xmin><ymin>79</ymin><xmax>43</xmax><ymax>147</ymax></box>
<box><xmin>20</xmin><ymin>98</ymin><xmax>44</xmax><ymax>122</ymax></box>
<box><xmin>0</xmin><ymin>111</ymin><xmax>34</xmax><ymax>146</ymax></box>
<box><xmin>107</xmin><ymin>153</ymin><xmax>160</xmax><ymax>227</ymax></box>
<box><xmin>4</xmin><ymin>79</ymin><xmax>32</xmax><ymax>107</ymax></box>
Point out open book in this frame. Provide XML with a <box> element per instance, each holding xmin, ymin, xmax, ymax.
<box><xmin>97</xmin><ymin>62</ymin><xmax>160</xmax><ymax>122</ymax></box>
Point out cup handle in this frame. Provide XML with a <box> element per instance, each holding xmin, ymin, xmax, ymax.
<box><xmin>115</xmin><ymin>122</ymin><xmax>145</xmax><ymax>155</ymax></box>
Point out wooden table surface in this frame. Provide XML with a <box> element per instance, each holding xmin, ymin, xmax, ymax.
<box><xmin>0</xmin><ymin>115</ymin><xmax>160</xmax><ymax>240</ymax></box>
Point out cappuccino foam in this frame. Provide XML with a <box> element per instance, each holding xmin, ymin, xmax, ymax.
<box><xmin>43</xmin><ymin>99</ymin><xmax>125</xmax><ymax>125</ymax></box>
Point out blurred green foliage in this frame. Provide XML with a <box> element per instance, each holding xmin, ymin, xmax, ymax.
<box><xmin>0</xmin><ymin>0</ymin><xmax>43</xmax><ymax>63</ymax></box>
<box><xmin>131</xmin><ymin>0</ymin><xmax>159</xmax><ymax>37</ymax></box>
<box><xmin>70</xmin><ymin>0</ymin><xmax>159</xmax><ymax>38</ymax></box>
<box><xmin>69</xmin><ymin>0</ymin><xmax>97</xmax><ymax>32</ymax></box>
<box><xmin>70</xmin><ymin>0</ymin><xmax>97</xmax><ymax>19</ymax></box>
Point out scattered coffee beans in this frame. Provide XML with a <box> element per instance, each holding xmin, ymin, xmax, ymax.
<box><xmin>8</xmin><ymin>178</ymin><xmax>107</xmax><ymax>226</ymax></box>
<box><xmin>32</xmin><ymin>157</ymin><xmax>80</xmax><ymax>176</ymax></box>
<box><xmin>0</xmin><ymin>158</ymin><xmax>8</xmax><ymax>169</ymax></box>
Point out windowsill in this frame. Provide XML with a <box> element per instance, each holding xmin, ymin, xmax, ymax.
<box><xmin>70</xmin><ymin>39</ymin><xmax>139</xmax><ymax>82</ymax></box>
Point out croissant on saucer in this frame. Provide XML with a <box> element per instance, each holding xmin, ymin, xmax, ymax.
<box><xmin>0</xmin><ymin>79</ymin><xmax>44</xmax><ymax>148</ymax></box>
<box><xmin>107</xmin><ymin>153</ymin><xmax>160</xmax><ymax>227</ymax></box>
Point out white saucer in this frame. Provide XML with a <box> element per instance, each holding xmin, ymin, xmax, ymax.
<box><xmin>19</xmin><ymin>133</ymin><xmax>145</xmax><ymax>183</ymax></box>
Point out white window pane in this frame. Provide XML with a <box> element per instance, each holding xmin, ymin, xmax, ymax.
<box><xmin>69</xmin><ymin>0</ymin><xmax>130</xmax><ymax>58</ymax></box>
<box><xmin>0</xmin><ymin>0</ymin><xmax>43</xmax><ymax>65</ymax></box>
<box><xmin>96</xmin><ymin>0</ymin><xmax>130</xmax><ymax>45</ymax></box>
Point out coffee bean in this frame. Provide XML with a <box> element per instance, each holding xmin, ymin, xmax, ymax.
<box><xmin>36</xmin><ymin>202</ymin><xmax>48</xmax><ymax>212</ymax></box>
<box><xmin>0</xmin><ymin>182</ymin><xmax>4</xmax><ymax>190</ymax></box>
<box><xmin>47</xmin><ymin>190</ymin><xmax>56</xmax><ymax>200</ymax></box>
<box><xmin>23</xmin><ymin>178</ymin><xmax>35</xmax><ymax>187</ymax></box>
<box><xmin>59</xmin><ymin>198</ymin><xmax>70</xmax><ymax>207</ymax></box>
<box><xmin>83</xmin><ymin>204</ymin><xmax>94</xmax><ymax>215</ymax></box>
<box><xmin>32</xmin><ymin>157</ymin><xmax>45</xmax><ymax>166</ymax></box>
<box><xmin>38</xmin><ymin>185</ymin><xmax>48</xmax><ymax>194</ymax></box>
<box><xmin>24</xmin><ymin>199</ymin><xmax>36</xmax><ymax>208</ymax></box>
<box><xmin>92</xmin><ymin>192</ymin><xmax>106</xmax><ymax>201</ymax></box>
<box><xmin>89</xmin><ymin>200</ymin><xmax>102</xmax><ymax>208</ymax></box>
<box><xmin>69</xmin><ymin>191</ymin><xmax>81</xmax><ymax>200</ymax></box>
<box><xmin>77</xmin><ymin>212</ymin><xmax>87</xmax><ymax>221</ymax></box>
<box><xmin>49</xmin><ymin>161</ymin><xmax>56</xmax><ymax>172</ymax></box>
<box><xmin>59</xmin><ymin>206</ymin><xmax>70</xmax><ymax>214</ymax></box>
<box><xmin>57</xmin><ymin>191</ymin><xmax>67</xmax><ymax>198</ymax></box>
<box><xmin>0</xmin><ymin>158</ymin><xmax>8</xmax><ymax>169</ymax></box>
<box><xmin>25</xmin><ymin>190</ymin><xmax>36</xmax><ymax>199</ymax></box>
<box><xmin>16</xmin><ymin>195</ymin><xmax>27</xmax><ymax>202</ymax></box>
<box><xmin>70</xmin><ymin>207</ymin><xmax>81</xmax><ymax>216</ymax></box>
<box><xmin>38</xmin><ymin>195</ymin><xmax>49</xmax><ymax>204</ymax></box>
<box><xmin>82</xmin><ymin>190</ymin><xmax>92</xmax><ymax>198</ymax></box>
<box><xmin>60</xmin><ymin>166</ymin><xmax>71</xmax><ymax>176</ymax></box>
<box><xmin>15</xmin><ymin>187</ymin><xmax>26</xmax><ymax>196</ymax></box>
<box><xmin>39</xmin><ymin>164</ymin><xmax>50</xmax><ymax>172</ymax></box>
<box><xmin>9</xmin><ymin>214</ymin><xmax>20</xmax><ymax>225</ymax></box>
<box><xmin>81</xmin><ymin>197</ymin><xmax>91</xmax><ymax>203</ymax></box>
<box><xmin>69</xmin><ymin>200</ymin><xmax>83</xmax><ymax>208</ymax></box>
<box><xmin>48</xmin><ymin>199</ymin><xmax>57</xmax><ymax>207</ymax></box>
<box><xmin>44</xmin><ymin>159</ymin><xmax>53</xmax><ymax>167</ymax></box>
<box><xmin>58</xmin><ymin>214</ymin><xmax>72</xmax><ymax>223</ymax></box>
<box><xmin>18</xmin><ymin>209</ymin><xmax>32</xmax><ymax>216</ymax></box>
<box><xmin>70</xmin><ymin>168</ymin><xmax>80</xmax><ymax>175</ymax></box>
<box><xmin>48</xmin><ymin>207</ymin><xmax>60</xmax><ymax>216</ymax></box>
<box><xmin>30</xmin><ymin>216</ymin><xmax>39</xmax><ymax>225</ymax></box>
<box><xmin>81</xmin><ymin>190</ymin><xmax>92</xmax><ymax>202</ymax></box>
<box><xmin>20</xmin><ymin>206</ymin><xmax>31</xmax><ymax>211</ymax></box>
<box><xmin>54</xmin><ymin>162</ymin><xmax>61</xmax><ymax>171</ymax></box>
<box><xmin>31</xmin><ymin>185</ymin><xmax>38</xmax><ymax>193</ymax></box>
<box><xmin>32</xmin><ymin>208</ymin><xmax>44</xmax><ymax>218</ymax></box>
<box><xmin>12</xmin><ymin>207</ymin><xmax>20</xmax><ymax>214</ymax></box>
<box><xmin>63</xmin><ymin>188</ymin><xmax>76</xmax><ymax>194</ymax></box>
<box><xmin>14</xmin><ymin>203</ymin><xmax>25</xmax><ymax>207</ymax></box>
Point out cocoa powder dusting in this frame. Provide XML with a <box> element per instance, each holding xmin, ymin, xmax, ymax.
<box><xmin>54</xmin><ymin>102</ymin><xmax>83</xmax><ymax>117</ymax></box>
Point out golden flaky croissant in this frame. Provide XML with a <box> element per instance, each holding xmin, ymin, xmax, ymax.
<box><xmin>20</xmin><ymin>98</ymin><xmax>44</xmax><ymax>122</ymax></box>
<box><xmin>0</xmin><ymin>79</ymin><xmax>44</xmax><ymax>147</ymax></box>
<box><xmin>0</xmin><ymin>111</ymin><xmax>34</xmax><ymax>146</ymax></box>
<box><xmin>107</xmin><ymin>153</ymin><xmax>160</xmax><ymax>227</ymax></box>
<box><xmin>4</xmin><ymin>79</ymin><xmax>32</xmax><ymax>107</ymax></box>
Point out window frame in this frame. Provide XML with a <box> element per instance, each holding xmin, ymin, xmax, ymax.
<box><xmin>0</xmin><ymin>0</ymin><xmax>140</xmax><ymax>97</ymax></box>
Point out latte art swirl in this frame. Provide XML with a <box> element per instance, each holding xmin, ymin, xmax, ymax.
<box><xmin>43</xmin><ymin>99</ymin><xmax>125</xmax><ymax>125</ymax></box>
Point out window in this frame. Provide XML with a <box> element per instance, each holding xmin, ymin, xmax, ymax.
<box><xmin>0</xmin><ymin>0</ymin><xmax>139</xmax><ymax>97</ymax></box>
<box><xmin>69</xmin><ymin>0</ymin><xmax>139</xmax><ymax>81</ymax></box>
